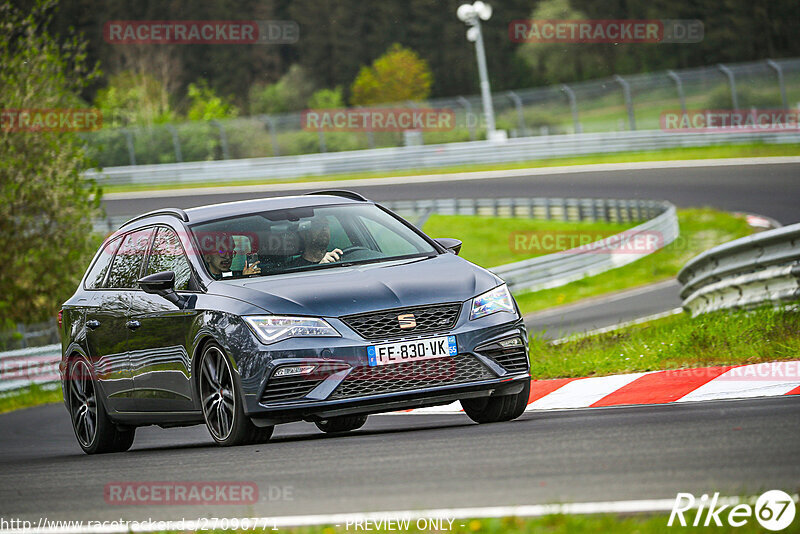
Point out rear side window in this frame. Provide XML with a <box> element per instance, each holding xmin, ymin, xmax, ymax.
<box><xmin>145</xmin><ymin>227</ymin><xmax>192</xmax><ymax>291</ymax></box>
<box><xmin>106</xmin><ymin>228</ymin><xmax>154</xmax><ymax>289</ymax></box>
<box><xmin>84</xmin><ymin>237</ymin><xmax>121</xmax><ymax>289</ymax></box>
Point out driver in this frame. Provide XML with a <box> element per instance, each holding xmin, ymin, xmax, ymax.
<box><xmin>289</xmin><ymin>217</ymin><xmax>342</xmax><ymax>267</ymax></box>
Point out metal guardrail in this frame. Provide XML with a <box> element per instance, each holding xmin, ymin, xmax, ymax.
<box><xmin>0</xmin><ymin>344</ymin><xmax>61</xmax><ymax>393</ymax></box>
<box><xmin>84</xmin><ymin>129</ymin><xmax>800</xmax><ymax>187</ymax></box>
<box><xmin>382</xmin><ymin>197</ymin><xmax>678</xmax><ymax>293</ymax></box>
<box><xmin>678</xmin><ymin>223</ymin><xmax>800</xmax><ymax>316</ymax></box>
<box><xmin>4</xmin><ymin>196</ymin><xmax>676</xmax><ymax>393</ymax></box>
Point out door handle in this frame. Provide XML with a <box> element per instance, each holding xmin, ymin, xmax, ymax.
<box><xmin>126</xmin><ymin>320</ymin><xmax>141</xmax><ymax>330</ymax></box>
<box><xmin>85</xmin><ymin>320</ymin><xmax>101</xmax><ymax>330</ymax></box>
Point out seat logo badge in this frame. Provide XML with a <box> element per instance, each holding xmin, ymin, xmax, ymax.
<box><xmin>398</xmin><ymin>313</ymin><xmax>416</xmax><ymax>329</ymax></box>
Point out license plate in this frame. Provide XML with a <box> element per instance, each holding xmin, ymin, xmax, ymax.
<box><xmin>367</xmin><ymin>335</ymin><xmax>457</xmax><ymax>367</ymax></box>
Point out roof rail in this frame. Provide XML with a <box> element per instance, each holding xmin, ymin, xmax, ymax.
<box><xmin>119</xmin><ymin>208</ymin><xmax>190</xmax><ymax>229</ymax></box>
<box><xmin>305</xmin><ymin>190</ymin><xmax>369</xmax><ymax>202</ymax></box>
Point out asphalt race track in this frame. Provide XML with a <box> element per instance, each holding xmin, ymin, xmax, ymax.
<box><xmin>103</xmin><ymin>161</ymin><xmax>800</xmax><ymax>338</ymax></box>
<box><xmin>2</xmin><ymin>161</ymin><xmax>797</xmax><ymax>524</ymax></box>
<box><xmin>522</xmin><ymin>280</ymin><xmax>682</xmax><ymax>339</ymax></box>
<box><xmin>1</xmin><ymin>397</ymin><xmax>798</xmax><ymax>521</ymax></box>
<box><xmin>104</xmin><ymin>162</ymin><xmax>800</xmax><ymax>224</ymax></box>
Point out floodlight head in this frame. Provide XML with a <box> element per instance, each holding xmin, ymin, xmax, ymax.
<box><xmin>466</xmin><ymin>26</ymin><xmax>479</xmax><ymax>42</ymax></box>
<box><xmin>475</xmin><ymin>1</ymin><xmax>492</xmax><ymax>20</ymax></box>
<box><xmin>457</xmin><ymin>3</ymin><xmax>475</xmax><ymax>22</ymax></box>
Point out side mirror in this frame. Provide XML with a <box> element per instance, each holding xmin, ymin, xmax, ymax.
<box><xmin>434</xmin><ymin>238</ymin><xmax>462</xmax><ymax>255</ymax></box>
<box><xmin>138</xmin><ymin>271</ymin><xmax>185</xmax><ymax>308</ymax></box>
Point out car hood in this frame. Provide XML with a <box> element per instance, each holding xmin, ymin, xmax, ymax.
<box><xmin>211</xmin><ymin>254</ymin><xmax>502</xmax><ymax>317</ymax></box>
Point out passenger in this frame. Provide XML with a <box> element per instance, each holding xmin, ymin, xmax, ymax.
<box><xmin>202</xmin><ymin>232</ymin><xmax>261</xmax><ymax>279</ymax></box>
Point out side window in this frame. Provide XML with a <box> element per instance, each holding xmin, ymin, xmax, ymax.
<box><xmin>106</xmin><ymin>228</ymin><xmax>154</xmax><ymax>289</ymax></box>
<box><xmin>145</xmin><ymin>227</ymin><xmax>192</xmax><ymax>291</ymax></box>
<box><xmin>84</xmin><ymin>237</ymin><xmax>122</xmax><ymax>289</ymax></box>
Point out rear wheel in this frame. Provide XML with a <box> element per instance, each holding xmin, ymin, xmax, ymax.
<box><xmin>461</xmin><ymin>379</ymin><xmax>530</xmax><ymax>424</ymax></box>
<box><xmin>67</xmin><ymin>356</ymin><xmax>135</xmax><ymax>454</ymax></box>
<box><xmin>199</xmin><ymin>342</ymin><xmax>273</xmax><ymax>446</ymax></box>
<box><xmin>315</xmin><ymin>414</ymin><xmax>368</xmax><ymax>433</ymax></box>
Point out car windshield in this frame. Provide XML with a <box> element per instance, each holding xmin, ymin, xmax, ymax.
<box><xmin>190</xmin><ymin>203</ymin><xmax>438</xmax><ymax>279</ymax></box>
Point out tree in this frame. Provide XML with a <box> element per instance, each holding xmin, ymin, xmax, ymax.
<box><xmin>186</xmin><ymin>79</ymin><xmax>239</xmax><ymax>121</ymax></box>
<box><xmin>0</xmin><ymin>0</ymin><xmax>103</xmax><ymax>326</ymax></box>
<box><xmin>248</xmin><ymin>64</ymin><xmax>316</xmax><ymax>114</ymax></box>
<box><xmin>307</xmin><ymin>87</ymin><xmax>344</xmax><ymax>109</ymax></box>
<box><xmin>350</xmin><ymin>44</ymin><xmax>432</xmax><ymax>106</ymax></box>
<box><xmin>94</xmin><ymin>70</ymin><xmax>176</xmax><ymax>127</ymax></box>
<box><xmin>516</xmin><ymin>0</ymin><xmax>610</xmax><ymax>85</ymax></box>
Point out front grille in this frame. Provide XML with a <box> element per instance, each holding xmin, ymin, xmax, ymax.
<box><xmin>329</xmin><ymin>354</ymin><xmax>495</xmax><ymax>400</ymax></box>
<box><xmin>341</xmin><ymin>303</ymin><xmax>462</xmax><ymax>340</ymax></box>
<box><xmin>260</xmin><ymin>363</ymin><xmax>348</xmax><ymax>404</ymax></box>
<box><xmin>481</xmin><ymin>347</ymin><xmax>529</xmax><ymax>374</ymax></box>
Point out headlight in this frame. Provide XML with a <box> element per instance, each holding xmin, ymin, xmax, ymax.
<box><xmin>243</xmin><ymin>316</ymin><xmax>341</xmax><ymax>344</ymax></box>
<box><xmin>470</xmin><ymin>284</ymin><xmax>516</xmax><ymax>320</ymax></box>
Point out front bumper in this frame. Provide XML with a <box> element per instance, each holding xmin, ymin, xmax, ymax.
<box><xmin>235</xmin><ymin>307</ymin><xmax>529</xmax><ymax>425</ymax></box>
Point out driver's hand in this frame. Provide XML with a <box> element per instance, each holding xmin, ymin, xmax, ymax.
<box><xmin>319</xmin><ymin>248</ymin><xmax>343</xmax><ymax>264</ymax></box>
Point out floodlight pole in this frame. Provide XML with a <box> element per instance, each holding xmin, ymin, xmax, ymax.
<box><xmin>458</xmin><ymin>3</ymin><xmax>497</xmax><ymax>138</ymax></box>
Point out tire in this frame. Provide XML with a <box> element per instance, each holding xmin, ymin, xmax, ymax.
<box><xmin>199</xmin><ymin>342</ymin><xmax>273</xmax><ymax>446</ymax></box>
<box><xmin>315</xmin><ymin>414</ymin><xmax>368</xmax><ymax>433</ymax></box>
<box><xmin>461</xmin><ymin>379</ymin><xmax>530</xmax><ymax>424</ymax></box>
<box><xmin>67</xmin><ymin>356</ymin><xmax>135</xmax><ymax>454</ymax></box>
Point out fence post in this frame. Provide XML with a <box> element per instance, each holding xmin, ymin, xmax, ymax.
<box><xmin>717</xmin><ymin>64</ymin><xmax>739</xmax><ymax>109</ymax></box>
<box><xmin>406</xmin><ymin>100</ymin><xmax>423</xmax><ymax>145</ymax></box>
<box><xmin>766</xmin><ymin>59</ymin><xmax>789</xmax><ymax>110</ymax></box>
<box><xmin>457</xmin><ymin>96</ymin><xmax>476</xmax><ymax>141</ymax></box>
<box><xmin>560</xmin><ymin>84</ymin><xmax>581</xmax><ymax>133</ymax></box>
<box><xmin>506</xmin><ymin>91</ymin><xmax>526</xmax><ymax>137</ymax></box>
<box><xmin>166</xmin><ymin>124</ymin><xmax>183</xmax><ymax>162</ymax></box>
<box><xmin>122</xmin><ymin>128</ymin><xmax>136</xmax><ymax>166</ymax></box>
<box><xmin>263</xmin><ymin>115</ymin><xmax>280</xmax><ymax>157</ymax></box>
<box><xmin>210</xmin><ymin>120</ymin><xmax>230</xmax><ymax>160</ymax></box>
<box><xmin>317</xmin><ymin>126</ymin><xmax>327</xmax><ymax>153</ymax></box>
<box><xmin>667</xmin><ymin>70</ymin><xmax>687</xmax><ymax>115</ymax></box>
<box><xmin>356</xmin><ymin>106</ymin><xmax>375</xmax><ymax>149</ymax></box>
<box><xmin>613</xmin><ymin>75</ymin><xmax>636</xmax><ymax>131</ymax></box>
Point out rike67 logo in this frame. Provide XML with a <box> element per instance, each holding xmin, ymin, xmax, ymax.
<box><xmin>669</xmin><ymin>490</ymin><xmax>796</xmax><ymax>531</ymax></box>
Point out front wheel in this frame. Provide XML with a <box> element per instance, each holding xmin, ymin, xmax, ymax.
<box><xmin>67</xmin><ymin>356</ymin><xmax>135</xmax><ymax>454</ymax></box>
<box><xmin>461</xmin><ymin>379</ymin><xmax>530</xmax><ymax>424</ymax></box>
<box><xmin>199</xmin><ymin>342</ymin><xmax>273</xmax><ymax>446</ymax></box>
<box><xmin>315</xmin><ymin>414</ymin><xmax>368</xmax><ymax>433</ymax></box>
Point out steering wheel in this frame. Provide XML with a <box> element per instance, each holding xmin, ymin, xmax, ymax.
<box><xmin>338</xmin><ymin>246</ymin><xmax>373</xmax><ymax>261</ymax></box>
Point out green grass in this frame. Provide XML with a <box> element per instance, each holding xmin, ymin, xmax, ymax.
<box><xmin>159</xmin><ymin>511</ymin><xmax>799</xmax><ymax>533</ymax></box>
<box><xmin>529</xmin><ymin>306</ymin><xmax>800</xmax><ymax>380</ymax></box>
<box><xmin>0</xmin><ymin>383</ymin><xmax>62</xmax><ymax>414</ymax></box>
<box><xmin>99</xmin><ymin>142</ymin><xmax>800</xmax><ymax>193</ymax></box>
<box><xmin>514</xmin><ymin>208</ymin><xmax>753</xmax><ymax>314</ymax></box>
<box><xmin>423</xmin><ymin>214</ymin><xmax>633</xmax><ymax>268</ymax></box>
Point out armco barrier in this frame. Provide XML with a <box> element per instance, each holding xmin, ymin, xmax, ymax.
<box><xmin>678</xmin><ymin>223</ymin><xmax>800</xmax><ymax>316</ymax></box>
<box><xmin>0</xmin><ymin>343</ymin><xmax>61</xmax><ymax>393</ymax></box>
<box><xmin>84</xmin><ymin>129</ymin><xmax>800</xmax><ymax>187</ymax></box>
<box><xmin>5</xmin><ymin>197</ymin><xmax>677</xmax><ymax>392</ymax></box>
<box><xmin>381</xmin><ymin>197</ymin><xmax>678</xmax><ymax>293</ymax></box>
